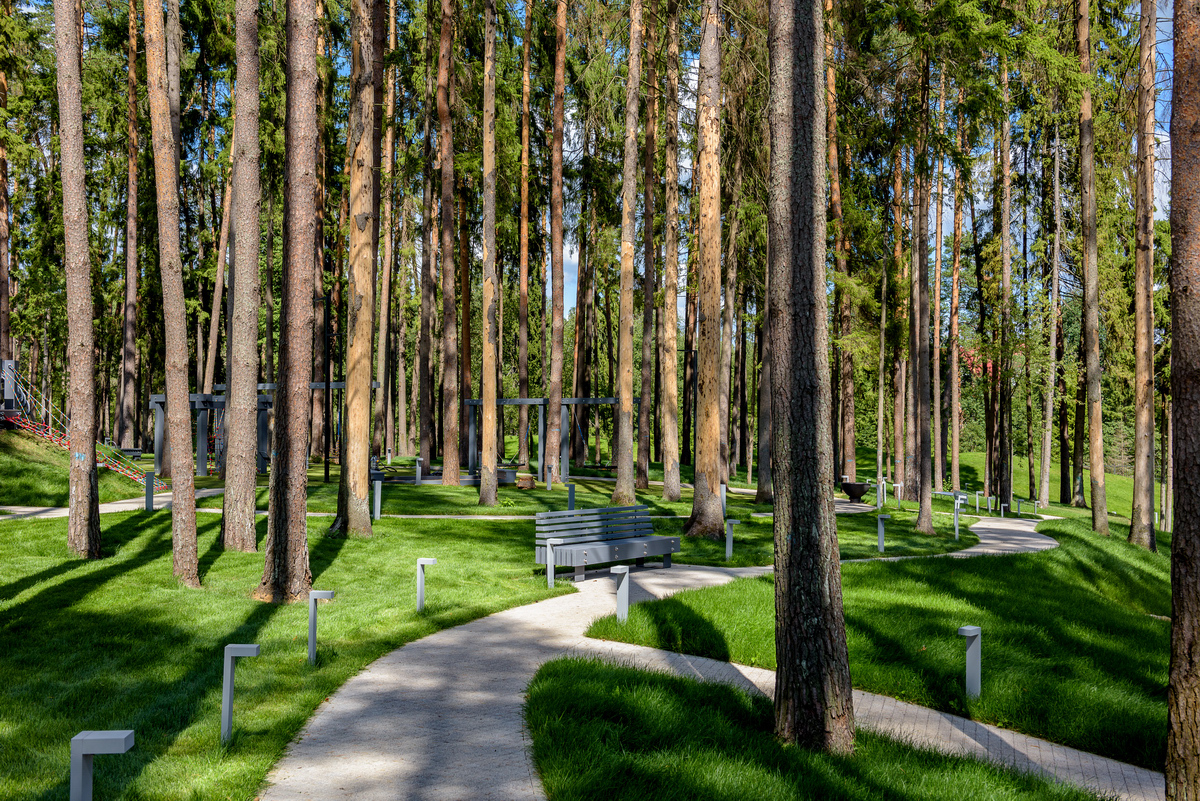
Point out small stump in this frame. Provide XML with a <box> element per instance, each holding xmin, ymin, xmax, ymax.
<box><xmin>516</xmin><ymin>475</ymin><xmax>537</xmax><ymax>490</ymax></box>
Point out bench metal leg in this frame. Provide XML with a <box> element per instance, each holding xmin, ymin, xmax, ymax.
<box><xmin>663</xmin><ymin>554</ymin><xmax>671</xmax><ymax>568</ymax></box>
<box><xmin>574</xmin><ymin>565</ymin><xmax>586</xmax><ymax>582</ymax></box>
<box><xmin>635</xmin><ymin>557</ymin><xmax>645</xmax><ymax>567</ymax></box>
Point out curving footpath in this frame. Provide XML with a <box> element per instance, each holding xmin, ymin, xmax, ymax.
<box><xmin>258</xmin><ymin>514</ymin><xmax>1163</xmax><ymax>801</ymax></box>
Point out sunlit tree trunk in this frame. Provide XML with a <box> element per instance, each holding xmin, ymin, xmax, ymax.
<box><xmin>932</xmin><ymin>71</ymin><xmax>945</xmax><ymax>491</ymax></box>
<box><xmin>336</xmin><ymin>0</ymin><xmax>378</xmax><ymax>532</ymax></box>
<box><xmin>660</xmin><ymin>0</ymin><xmax>682</xmax><ymax>501</ymax></box>
<box><xmin>914</xmin><ymin>55</ymin><xmax>933</xmax><ymax>533</ymax></box>
<box><xmin>997</xmin><ymin>55</ymin><xmax>1013</xmax><ymax>509</ymax></box>
<box><xmin>204</xmin><ymin>176</ymin><xmax>233</xmax><ymax>394</ymax></box>
<box><xmin>145</xmin><ymin>0</ymin><xmax>199</xmax><ymax>584</ymax></box>
<box><xmin>419</xmin><ymin>0</ymin><xmax>436</xmax><ymax>466</ymax></box>
<box><xmin>769</xmin><ymin>0</ymin><xmax>853</xmax><ymax>749</ymax></box>
<box><xmin>374</xmin><ymin>0</ymin><xmax>398</xmax><ymax>460</ymax></box>
<box><xmin>479</xmin><ymin>0</ymin><xmax>499</xmax><ymax>505</ymax></box>
<box><xmin>1039</xmin><ymin>122</ymin><xmax>1061</xmax><ymax>508</ymax></box>
<box><xmin>949</xmin><ymin>88</ymin><xmax>964</xmax><ymax>492</ymax></box>
<box><xmin>437</xmin><ymin>0</ymin><xmax>460</xmax><ymax>485</ymax></box>
<box><xmin>545</xmin><ymin>0</ymin><xmax>566</xmax><ymax>487</ymax></box>
<box><xmin>518</xmin><ymin>0</ymin><xmax>532</xmax><ymax>470</ymax></box>
<box><xmin>637</xmin><ymin>1</ymin><xmax>658</xmax><ymax>491</ymax></box>
<box><xmin>54</xmin><ymin>0</ymin><xmax>101</xmax><ymax>558</ymax></box>
<box><xmin>685</xmin><ymin>0</ymin><xmax>721</xmax><ymax>535</ymax></box>
<box><xmin>256</xmin><ymin>0</ymin><xmax>317</xmax><ymax>602</ymax></box>
<box><xmin>1078</xmin><ymin>0</ymin><xmax>1109</xmax><ymax>533</ymax></box>
<box><xmin>1130</xmin><ymin>0</ymin><xmax>1157</xmax><ymax>550</ymax></box>
<box><xmin>826</xmin><ymin>0</ymin><xmax>853</xmax><ymax>484</ymax></box>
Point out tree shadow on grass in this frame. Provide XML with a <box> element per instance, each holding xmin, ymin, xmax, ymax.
<box><xmin>639</xmin><ymin>596</ymin><xmax>731</xmax><ymax>663</ymax></box>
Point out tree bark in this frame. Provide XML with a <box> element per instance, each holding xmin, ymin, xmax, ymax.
<box><xmin>1168</xmin><ymin>1</ymin><xmax>1200</xmax><ymax>787</ymax></box>
<box><xmin>478</xmin><ymin>0</ymin><xmax>499</xmax><ymax>505</ymax></box>
<box><xmin>458</xmin><ymin>182</ymin><xmax>472</xmax><ymax>466</ymax></box>
<box><xmin>374</xmin><ymin>0</ymin><xmax>398</xmax><ymax>460</ymax></box>
<box><xmin>722</xmin><ymin>133</ymin><xmax>743</xmax><ymax>485</ymax></box>
<box><xmin>223</xmin><ymin>0</ymin><xmax>263</xmax><ymax>553</ymax></box>
<box><xmin>256</xmin><ymin>0</ymin><xmax>317</xmax><ymax>602</ymax></box>
<box><xmin>518</xmin><ymin>0</ymin><xmax>532</xmax><ymax>470</ymax></box>
<box><xmin>54</xmin><ymin>0</ymin><xmax>102</xmax><ymax>558</ymax></box>
<box><xmin>756</xmin><ymin>259</ymin><xmax>774</xmax><ymax>504</ymax></box>
<box><xmin>997</xmin><ymin>56</ymin><xmax>1013</xmax><ymax>509</ymax></box>
<box><xmin>204</xmin><ymin>177</ymin><xmax>233</xmax><ymax>394</ymax></box>
<box><xmin>932</xmin><ymin>71</ymin><xmax>945</xmax><ymax>491</ymax></box>
<box><xmin>890</xmin><ymin>152</ymin><xmax>905</xmax><ymax>489</ymax></box>
<box><xmin>949</xmin><ymin>88</ymin><xmax>964</xmax><ymax>492</ymax></box>
<box><xmin>1039</xmin><ymin>122</ymin><xmax>1061</xmax><ymax>509</ymax></box>
<box><xmin>336</xmin><ymin>0</ymin><xmax>378</xmax><ymax>533</ymax></box>
<box><xmin>1130</xmin><ymin>0</ymin><xmax>1157</xmax><ymax>550</ymax></box>
<box><xmin>768</xmin><ymin>0</ymin><xmax>854</xmax><ymax>749</ymax></box>
<box><xmin>1072</xmin><ymin>360</ymin><xmax>1087</xmax><ymax>507</ymax></box>
<box><xmin>117</xmin><ymin>0</ymin><xmax>138</xmax><ymax>448</ymax></box>
<box><xmin>1078</xmin><ymin>0</ymin><xmax>1109</xmax><ymax>533</ymax></box>
<box><xmin>660</xmin><ymin>0</ymin><xmax>682</xmax><ymax>501</ymax></box>
<box><xmin>685</xmin><ymin>0</ymin><xmax>721</xmax><ymax>536</ymax></box>
<box><xmin>637</xmin><ymin>2</ymin><xmax>658</xmax><ymax>491</ymax></box>
<box><xmin>826</xmin><ymin>0</ymin><xmax>853</xmax><ymax>483</ymax></box>
<box><xmin>419</xmin><ymin>0</ymin><xmax>436</xmax><ymax>466</ymax></box>
<box><xmin>914</xmin><ymin>56</ymin><xmax>934</xmax><ymax>533</ymax></box>
<box><xmin>438</xmin><ymin>0</ymin><xmax>460</xmax><ymax>485</ymax></box>
<box><xmin>145</xmin><ymin>0</ymin><xmax>199</xmax><ymax>584</ymax></box>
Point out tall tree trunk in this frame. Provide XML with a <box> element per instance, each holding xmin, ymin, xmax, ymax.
<box><xmin>890</xmin><ymin>151</ymin><xmax>905</xmax><ymax>489</ymax></box>
<box><xmin>165</xmin><ymin>0</ymin><xmax>181</xmax><ymax>166</ymax></box>
<box><xmin>826</xmin><ymin>0</ymin><xmax>853</xmax><ymax>483</ymax></box>
<box><xmin>0</xmin><ymin>0</ymin><xmax>7</xmax><ymax>365</ymax></box>
<box><xmin>949</xmin><ymin>88</ymin><xmax>964</xmax><ymax>491</ymax></box>
<box><xmin>117</xmin><ymin>0</ymin><xmax>138</xmax><ymax>448</ymax></box>
<box><xmin>419</xmin><ymin>0</ymin><xmax>436</xmax><ymax>466</ymax></box>
<box><xmin>1130</xmin><ymin>0</ymin><xmax>1157</xmax><ymax>549</ymax></box>
<box><xmin>756</xmin><ymin>258</ymin><xmax>774</xmax><ymax>504</ymax></box>
<box><xmin>479</xmin><ymin>0</ymin><xmax>499</xmax><ymax>506</ymax></box>
<box><xmin>518</xmin><ymin>0</ymin><xmax>532</xmax><ymax>470</ymax></box>
<box><xmin>932</xmin><ymin>71</ymin><xmax>945</xmax><ymax>491</ymax></box>
<box><xmin>612</xmin><ymin>0</ymin><xmax>644</xmax><ymax>507</ymax></box>
<box><xmin>1072</xmin><ymin>361</ymin><xmax>1087</xmax><ymax>506</ymax></box>
<box><xmin>145</xmin><ymin>0</ymin><xmax>199</xmax><ymax>584</ymax></box>
<box><xmin>876</xmin><ymin>236</ymin><xmax>888</xmax><ymax>485</ymax></box>
<box><xmin>54</xmin><ymin>0</ymin><xmax>101</xmax><ymax>558</ymax></box>
<box><xmin>256</xmin><ymin>0</ymin><xmax>317</xmax><ymax>602</ymax></box>
<box><xmin>437</xmin><ymin>0</ymin><xmax>460</xmax><ymax>485</ymax></box>
<box><xmin>264</xmin><ymin>185</ymin><xmax>277</xmax><ymax>384</ymax></box>
<box><xmin>660</xmin><ymin>0</ymin><xmax>682</xmax><ymax>501</ymax></box>
<box><xmin>1078</xmin><ymin>0</ymin><xmax>1109</xmax><ymax>533</ymax></box>
<box><xmin>769</xmin><ymin>0</ymin><xmax>854</xmax><ymax>749</ymax></box>
<box><xmin>685</xmin><ymin>0</ymin><xmax>721</xmax><ymax>535</ymax></box>
<box><xmin>683</xmin><ymin>281</ymin><xmax>695</xmax><ymax>467</ymax></box>
<box><xmin>1039</xmin><ymin>122</ymin><xmax>1061</xmax><ymax>508</ymax></box>
<box><xmin>458</xmin><ymin>182</ymin><xmax>472</xmax><ymax>465</ymax></box>
<box><xmin>545</xmin><ymin>0</ymin><xmax>566</xmax><ymax>486</ymax></box>
<box><xmin>204</xmin><ymin>177</ymin><xmax>233</xmax><ymax>393</ymax></box>
<box><xmin>997</xmin><ymin>56</ymin><xmax>1013</xmax><ymax>509</ymax></box>
<box><xmin>914</xmin><ymin>55</ymin><xmax>934</xmax><ymax>533</ymax></box>
<box><xmin>1168</xmin><ymin>4</ymin><xmax>1200</xmax><ymax>788</ymax></box>
<box><xmin>637</xmin><ymin>3</ymin><xmax>658</xmax><ymax>490</ymax></box>
<box><xmin>224</xmin><ymin>0</ymin><xmax>263</xmax><ymax>553</ymax></box>
<box><xmin>309</xmin><ymin>0</ymin><xmax>328</xmax><ymax>461</ymax></box>
<box><xmin>722</xmin><ymin>135</ymin><xmax>743</xmax><ymax>485</ymax></box>
<box><xmin>373</xmin><ymin>0</ymin><xmax>398</xmax><ymax>459</ymax></box>
<box><xmin>336</xmin><ymin>0</ymin><xmax>378</xmax><ymax>532</ymax></box>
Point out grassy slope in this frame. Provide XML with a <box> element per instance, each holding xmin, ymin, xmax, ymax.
<box><xmin>527</xmin><ymin>657</ymin><xmax>1100</xmax><ymax>801</ymax></box>
<box><xmin>588</xmin><ymin>517</ymin><xmax>1171</xmax><ymax>771</ymax></box>
<box><xmin>0</xmin><ymin>429</ymin><xmax>146</xmax><ymax>506</ymax></box>
<box><xmin>0</xmin><ymin>511</ymin><xmax>569</xmax><ymax>800</ymax></box>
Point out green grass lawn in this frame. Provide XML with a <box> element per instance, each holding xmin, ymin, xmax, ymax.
<box><xmin>587</xmin><ymin>517</ymin><xmax>1170</xmax><ymax>771</ymax></box>
<box><xmin>0</xmin><ymin>430</ymin><xmax>146</xmax><ymax>506</ymax></box>
<box><xmin>526</xmin><ymin>657</ymin><xmax>1101</xmax><ymax>801</ymax></box>
<box><xmin>0</xmin><ymin>510</ymin><xmax>569</xmax><ymax>800</ymax></box>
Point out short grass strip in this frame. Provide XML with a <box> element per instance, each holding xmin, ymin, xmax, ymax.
<box><xmin>587</xmin><ymin>517</ymin><xmax>1170</xmax><ymax>771</ymax></box>
<box><xmin>0</xmin><ymin>511</ymin><xmax>569</xmax><ymax>800</ymax></box>
<box><xmin>526</xmin><ymin>657</ymin><xmax>1101</xmax><ymax>801</ymax></box>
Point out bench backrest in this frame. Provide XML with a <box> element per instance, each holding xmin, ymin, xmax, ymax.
<box><xmin>535</xmin><ymin>505</ymin><xmax>654</xmax><ymax>547</ymax></box>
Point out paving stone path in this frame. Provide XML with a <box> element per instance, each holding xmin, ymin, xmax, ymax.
<box><xmin>259</xmin><ymin>513</ymin><xmax>1163</xmax><ymax>801</ymax></box>
<box><xmin>0</xmin><ymin>488</ymin><xmax>227</xmax><ymax>520</ymax></box>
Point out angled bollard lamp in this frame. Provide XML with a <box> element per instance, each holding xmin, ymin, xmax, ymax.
<box><xmin>958</xmin><ymin>625</ymin><xmax>981</xmax><ymax>699</ymax></box>
<box><xmin>417</xmin><ymin>558</ymin><xmax>437</xmax><ymax>611</ymax></box>
<box><xmin>308</xmin><ymin>590</ymin><xmax>335</xmax><ymax>665</ymax></box>
<box><xmin>222</xmin><ymin>644</ymin><xmax>260</xmax><ymax>744</ymax></box>
<box><xmin>877</xmin><ymin>514</ymin><xmax>890</xmax><ymax>553</ymax></box>
<box><xmin>725</xmin><ymin>519</ymin><xmax>741</xmax><ymax>561</ymax></box>
<box><xmin>71</xmin><ymin>730</ymin><xmax>134</xmax><ymax>801</ymax></box>
<box><xmin>611</xmin><ymin>565</ymin><xmax>630</xmax><ymax>622</ymax></box>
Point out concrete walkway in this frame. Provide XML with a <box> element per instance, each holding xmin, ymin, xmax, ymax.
<box><xmin>259</xmin><ymin>515</ymin><xmax>1162</xmax><ymax>801</ymax></box>
<box><xmin>0</xmin><ymin>488</ymin><xmax>227</xmax><ymax>520</ymax></box>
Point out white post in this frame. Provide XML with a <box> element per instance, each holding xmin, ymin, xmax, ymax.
<box><xmin>417</xmin><ymin>558</ymin><xmax>437</xmax><ymax>611</ymax></box>
<box><xmin>545</xmin><ymin>539</ymin><xmax>562</xmax><ymax>588</ymax></box>
<box><xmin>975</xmin><ymin>491</ymin><xmax>981</xmax><ymax>513</ymax></box>
<box><xmin>612</xmin><ymin>565</ymin><xmax>630</xmax><ymax>622</ymax></box>
<box><xmin>308</xmin><ymin>590</ymin><xmax>335</xmax><ymax>665</ymax></box>
<box><xmin>954</xmin><ymin>499</ymin><xmax>961</xmax><ymax>540</ymax></box>
<box><xmin>221</xmin><ymin>644</ymin><xmax>261</xmax><ymax>744</ymax></box>
<box><xmin>1000</xmin><ymin>503</ymin><xmax>1007</xmax><ymax>518</ymax></box>
<box><xmin>71</xmin><ymin>731</ymin><xmax>134</xmax><ymax>801</ymax></box>
<box><xmin>988</xmin><ymin>496</ymin><xmax>994</xmax><ymax>512</ymax></box>
<box><xmin>877</xmin><ymin>514</ymin><xmax>890</xmax><ymax>553</ymax></box>
<box><xmin>725</xmin><ymin>519</ymin><xmax>741</xmax><ymax>561</ymax></box>
<box><xmin>373</xmin><ymin>479</ymin><xmax>382</xmax><ymax>520</ymax></box>
<box><xmin>958</xmin><ymin>625</ymin><xmax>981</xmax><ymax>699</ymax></box>
<box><xmin>894</xmin><ymin>483</ymin><xmax>903</xmax><ymax>511</ymax></box>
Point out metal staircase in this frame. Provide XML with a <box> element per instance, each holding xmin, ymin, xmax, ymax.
<box><xmin>1</xmin><ymin>360</ymin><xmax>167</xmax><ymax>492</ymax></box>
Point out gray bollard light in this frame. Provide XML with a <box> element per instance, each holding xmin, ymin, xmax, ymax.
<box><xmin>308</xmin><ymin>590</ymin><xmax>335</xmax><ymax>665</ymax></box>
<box><xmin>387</xmin><ymin>447</ymin><xmax>392</xmax><ymax>465</ymax></box>
<box><xmin>958</xmin><ymin>625</ymin><xmax>981</xmax><ymax>699</ymax></box>
<box><xmin>373</xmin><ymin>479</ymin><xmax>382</xmax><ymax>520</ymax></box>
<box><xmin>725</xmin><ymin>519</ymin><xmax>741</xmax><ymax>561</ymax></box>
<box><xmin>721</xmin><ymin>484</ymin><xmax>727</xmax><ymax>518</ymax></box>
<box><xmin>545</xmin><ymin>538</ymin><xmax>562</xmax><ymax>588</ymax></box>
<box><xmin>1016</xmin><ymin>498</ymin><xmax>1022</xmax><ymax>516</ymax></box>
<box><xmin>221</xmin><ymin>644</ymin><xmax>260</xmax><ymax>744</ymax></box>
<box><xmin>975</xmin><ymin>491</ymin><xmax>982</xmax><ymax>513</ymax></box>
<box><xmin>71</xmin><ymin>730</ymin><xmax>134</xmax><ymax>801</ymax></box>
<box><xmin>877</xmin><ymin>514</ymin><xmax>891</xmax><ymax>553</ymax></box>
<box><xmin>612</xmin><ymin>565</ymin><xmax>630</xmax><ymax>622</ymax></box>
<box><xmin>988</xmin><ymin>496</ymin><xmax>994</xmax><ymax>512</ymax></box>
<box><xmin>953</xmin><ymin>499</ymin><xmax>962</xmax><ymax>540</ymax></box>
<box><xmin>417</xmin><ymin>558</ymin><xmax>437</xmax><ymax>610</ymax></box>
<box><xmin>894</xmin><ymin>483</ymin><xmax>903</xmax><ymax>511</ymax></box>
<box><xmin>145</xmin><ymin>472</ymin><xmax>154</xmax><ymax>512</ymax></box>
<box><xmin>415</xmin><ymin>457</ymin><xmax>422</xmax><ymax>485</ymax></box>
<box><xmin>567</xmin><ymin>483</ymin><xmax>575</xmax><ymax>510</ymax></box>
<box><xmin>1000</xmin><ymin>503</ymin><xmax>1007</xmax><ymax>518</ymax></box>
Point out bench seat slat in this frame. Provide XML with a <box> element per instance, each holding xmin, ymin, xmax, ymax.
<box><xmin>536</xmin><ymin>535</ymin><xmax>681</xmax><ymax>566</ymax></box>
<box><xmin>536</xmin><ymin>520</ymin><xmax>653</xmax><ymax>537</ymax></box>
<box><xmin>535</xmin><ymin>505</ymin><xmax>649</xmax><ymax>520</ymax></box>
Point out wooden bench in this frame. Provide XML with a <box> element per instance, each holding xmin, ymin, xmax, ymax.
<box><xmin>535</xmin><ymin>505</ymin><xmax>680</xmax><ymax>585</ymax></box>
